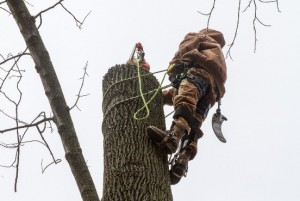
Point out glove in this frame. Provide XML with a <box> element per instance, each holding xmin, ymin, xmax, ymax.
<box><xmin>140</xmin><ymin>60</ymin><xmax>150</xmax><ymax>71</ymax></box>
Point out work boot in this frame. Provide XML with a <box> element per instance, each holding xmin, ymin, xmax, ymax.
<box><xmin>147</xmin><ymin>124</ymin><xmax>187</xmax><ymax>154</ymax></box>
<box><xmin>169</xmin><ymin>141</ymin><xmax>197</xmax><ymax>185</ymax></box>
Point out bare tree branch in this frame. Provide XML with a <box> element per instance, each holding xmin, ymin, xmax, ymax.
<box><xmin>197</xmin><ymin>0</ymin><xmax>216</xmax><ymax>29</ymax></box>
<box><xmin>250</xmin><ymin>0</ymin><xmax>271</xmax><ymax>52</ymax></box>
<box><xmin>226</xmin><ymin>0</ymin><xmax>242</xmax><ymax>60</ymax></box>
<box><xmin>0</xmin><ymin>52</ymin><xmax>31</xmax><ymax>66</ymax></box>
<box><xmin>34</xmin><ymin>0</ymin><xmax>64</xmax><ymax>19</ymax></box>
<box><xmin>34</xmin><ymin>0</ymin><xmax>91</xmax><ymax>29</ymax></box>
<box><xmin>41</xmin><ymin>158</ymin><xmax>61</xmax><ymax>173</ymax></box>
<box><xmin>0</xmin><ymin>141</ymin><xmax>18</xmax><ymax>149</ymax></box>
<box><xmin>60</xmin><ymin>3</ymin><xmax>91</xmax><ymax>29</ymax></box>
<box><xmin>24</xmin><ymin>0</ymin><xmax>34</xmax><ymax>7</ymax></box>
<box><xmin>236</xmin><ymin>0</ymin><xmax>279</xmax><ymax>52</ymax></box>
<box><xmin>0</xmin><ymin>110</ymin><xmax>58</xmax><ymax>190</ymax></box>
<box><xmin>37</xmin><ymin>123</ymin><xmax>61</xmax><ymax>173</ymax></box>
<box><xmin>70</xmin><ymin>62</ymin><xmax>90</xmax><ymax>111</ymax></box>
<box><xmin>0</xmin><ymin>48</ymin><xmax>28</xmax><ymax>91</ymax></box>
<box><xmin>259</xmin><ymin>0</ymin><xmax>281</xmax><ymax>10</ymax></box>
<box><xmin>0</xmin><ymin>6</ymin><xmax>10</xmax><ymax>14</ymax></box>
<box><xmin>8</xmin><ymin>62</ymin><xmax>23</xmax><ymax>192</ymax></box>
<box><xmin>0</xmin><ymin>117</ymin><xmax>53</xmax><ymax>134</ymax></box>
<box><xmin>1</xmin><ymin>1</ymin><xmax>91</xmax><ymax>193</ymax></box>
<box><xmin>6</xmin><ymin>1</ymin><xmax>100</xmax><ymax>198</ymax></box>
<box><xmin>0</xmin><ymin>1</ymin><xmax>11</xmax><ymax>14</ymax></box>
<box><xmin>0</xmin><ymin>109</ymin><xmax>28</xmax><ymax>125</ymax></box>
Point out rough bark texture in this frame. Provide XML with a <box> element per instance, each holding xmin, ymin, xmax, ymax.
<box><xmin>6</xmin><ymin>1</ymin><xmax>99</xmax><ymax>201</ymax></box>
<box><xmin>102</xmin><ymin>64</ymin><xmax>172</xmax><ymax>201</ymax></box>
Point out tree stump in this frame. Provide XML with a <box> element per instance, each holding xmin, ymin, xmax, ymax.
<box><xmin>102</xmin><ymin>64</ymin><xmax>172</xmax><ymax>201</ymax></box>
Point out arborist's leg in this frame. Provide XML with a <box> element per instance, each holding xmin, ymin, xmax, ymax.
<box><xmin>169</xmin><ymin>127</ymin><xmax>203</xmax><ymax>185</ymax></box>
<box><xmin>169</xmin><ymin>97</ymin><xmax>214</xmax><ymax>185</ymax></box>
<box><xmin>168</xmin><ymin>72</ymin><xmax>212</xmax><ymax>185</ymax></box>
<box><xmin>147</xmin><ymin>122</ymin><xmax>187</xmax><ymax>154</ymax></box>
<box><xmin>147</xmin><ymin>78</ymin><xmax>199</xmax><ymax>154</ymax></box>
<box><xmin>169</xmin><ymin>96</ymin><xmax>215</xmax><ymax>185</ymax></box>
<box><xmin>168</xmin><ymin>104</ymin><xmax>203</xmax><ymax>184</ymax></box>
<box><xmin>147</xmin><ymin>76</ymin><xmax>202</xmax><ymax>154</ymax></box>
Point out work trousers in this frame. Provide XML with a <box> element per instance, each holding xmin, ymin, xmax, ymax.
<box><xmin>172</xmin><ymin>67</ymin><xmax>218</xmax><ymax>134</ymax></box>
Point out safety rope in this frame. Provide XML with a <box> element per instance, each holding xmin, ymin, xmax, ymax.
<box><xmin>102</xmin><ymin>69</ymin><xmax>167</xmax><ymax>100</ymax></box>
<box><xmin>102</xmin><ymin>83</ymin><xmax>170</xmax><ymax>122</ymax></box>
<box><xmin>102</xmin><ymin>65</ymin><xmax>170</xmax><ymax>121</ymax></box>
<box><xmin>133</xmin><ymin>62</ymin><xmax>168</xmax><ymax>120</ymax></box>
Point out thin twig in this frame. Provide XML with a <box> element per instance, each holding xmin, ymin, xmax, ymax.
<box><xmin>0</xmin><ymin>117</ymin><xmax>53</xmax><ymax>134</ymax></box>
<box><xmin>41</xmin><ymin>159</ymin><xmax>61</xmax><ymax>173</ymax></box>
<box><xmin>226</xmin><ymin>0</ymin><xmax>242</xmax><ymax>60</ymax></box>
<box><xmin>34</xmin><ymin>0</ymin><xmax>91</xmax><ymax>29</ymax></box>
<box><xmin>0</xmin><ymin>109</ymin><xmax>28</xmax><ymax>125</ymax></box>
<box><xmin>0</xmin><ymin>1</ymin><xmax>11</xmax><ymax>14</ymax></box>
<box><xmin>0</xmin><ymin>6</ymin><xmax>11</xmax><ymax>14</ymax></box>
<box><xmin>197</xmin><ymin>0</ymin><xmax>216</xmax><ymax>29</ymax></box>
<box><xmin>0</xmin><ymin>48</ymin><xmax>28</xmax><ymax>91</ymax></box>
<box><xmin>13</xmin><ymin>63</ymin><xmax>23</xmax><ymax>192</ymax></box>
<box><xmin>0</xmin><ymin>141</ymin><xmax>18</xmax><ymax>149</ymax></box>
<box><xmin>34</xmin><ymin>0</ymin><xmax>64</xmax><ymax>19</ymax></box>
<box><xmin>70</xmin><ymin>62</ymin><xmax>90</xmax><ymax>111</ymax></box>
<box><xmin>0</xmin><ymin>52</ymin><xmax>31</xmax><ymax>66</ymax></box>
<box><xmin>24</xmin><ymin>0</ymin><xmax>34</xmax><ymax>7</ymax></box>
<box><xmin>60</xmin><ymin>3</ymin><xmax>91</xmax><ymax>29</ymax></box>
<box><xmin>243</xmin><ymin>0</ymin><xmax>275</xmax><ymax>52</ymax></box>
<box><xmin>36</xmin><ymin>123</ymin><xmax>61</xmax><ymax>173</ymax></box>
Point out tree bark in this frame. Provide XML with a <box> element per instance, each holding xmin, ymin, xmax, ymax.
<box><xmin>102</xmin><ymin>64</ymin><xmax>172</xmax><ymax>201</ymax></box>
<box><xmin>6</xmin><ymin>1</ymin><xmax>99</xmax><ymax>201</ymax></box>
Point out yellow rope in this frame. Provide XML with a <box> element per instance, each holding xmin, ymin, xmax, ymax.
<box><xmin>102</xmin><ymin>68</ymin><xmax>167</xmax><ymax>100</ymax></box>
<box><xmin>133</xmin><ymin>62</ymin><xmax>168</xmax><ymax>120</ymax></box>
<box><xmin>102</xmin><ymin>64</ymin><xmax>169</xmax><ymax>121</ymax></box>
<box><xmin>102</xmin><ymin>84</ymin><xmax>170</xmax><ymax>122</ymax></box>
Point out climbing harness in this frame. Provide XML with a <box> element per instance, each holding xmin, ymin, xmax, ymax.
<box><xmin>169</xmin><ymin>73</ymin><xmax>185</xmax><ymax>89</ymax></box>
<box><xmin>168</xmin><ymin>63</ymin><xmax>189</xmax><ymax>88</ymax></box>
<box><xmin>212</xmin><ymin>100</ymin><xmax>227</xmax><ymax>143</ymax></box>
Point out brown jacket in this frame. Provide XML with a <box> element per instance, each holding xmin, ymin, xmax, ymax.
<box><xmin>168</xmin><ymin>28</ymin><xmax>227</xmax><ymax>98</ymax></box>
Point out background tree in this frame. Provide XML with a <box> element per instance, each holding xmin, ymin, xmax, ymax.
<box><xmin>2</xmin><ymin>1</ymin><xmax>98</xmax><ymax>200</ymax></box>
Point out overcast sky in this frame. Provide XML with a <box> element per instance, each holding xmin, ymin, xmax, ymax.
<box><xmin>1</xmin><ymin>1</ymin><xmax>300</xmax><ymax>201</ymax></box>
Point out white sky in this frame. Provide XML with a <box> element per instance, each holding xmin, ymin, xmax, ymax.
<box><xmin>1</xmin><ymin>1</ymin><xmax>300</xmax><ymax>201</ymax></box>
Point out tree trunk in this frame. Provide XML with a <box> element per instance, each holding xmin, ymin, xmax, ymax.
<box><xmin>102</xmin><ymin>64</ymin><xmax>172</xmax><ymax>201</ymax></box>
<box><xmin>6</xmin><ymin>1</ymin><xmax>99</xmax><ymax>201</ymax></box>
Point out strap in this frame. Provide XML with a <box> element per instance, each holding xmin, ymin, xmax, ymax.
<box><xmin>186</xmin><ymin>73</ymin><xmax>209</xmax><ymax>97</ymax></box>
<box><xmin>173</xmin><ymin>105</ymin><xmax>200</xmax><ymax>131</ymax></box>
<box><xmin>159</xmin><ymin>134</ymin><xmax>171</xmax><ymax>146</ymax></box>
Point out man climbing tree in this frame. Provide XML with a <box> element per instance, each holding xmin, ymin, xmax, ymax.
<box><xmin>147</xmin><ymin>28</ymin><xmax>227</xmax><ymax>184</ymax></box>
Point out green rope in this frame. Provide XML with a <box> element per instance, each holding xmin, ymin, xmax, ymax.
<box><xmin>102</xmin><ymin>63</ymin><xmax>169</xmax><ymax>121</ymax></box>
<box><xmin>102</xmin><ymin>68</ymin><xmax>167</xmax><ymax>100</ymax></box>
<box><xmin>102</xmin><ymin>84</ymin><xmax>170</xmax><ymax>122</ymax></box>
<box><xmin>133</xmin><ymin>62</ymin><xmax>168</xmax><ymax>120</ymax></box>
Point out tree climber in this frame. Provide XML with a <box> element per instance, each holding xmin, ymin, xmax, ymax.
<box><xmin>147</xmin><ymin>28</ymin><xmax>227</xmax><ymax>185</ymax></box>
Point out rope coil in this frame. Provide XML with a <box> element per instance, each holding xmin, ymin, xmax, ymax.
<box><xmin>102</xmin><ymin>64</ymin><xmax>169</xmax><ymax>122</ymax></box>
<box><xmin>133</xmin><ymin>61</ymin><xmax>168</xmax><ymax>120</ymax></box>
